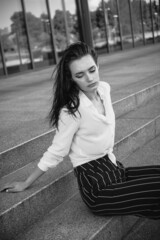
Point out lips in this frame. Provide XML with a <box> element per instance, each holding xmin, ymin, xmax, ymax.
<box><xmin>88</xmin><ymin>82</ymin><xmax>97</xmax><ymax>87</ymax></box>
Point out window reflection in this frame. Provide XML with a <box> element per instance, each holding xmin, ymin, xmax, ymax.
<box><xmin>49</xmin><ymin>0</ymin><xmax>79</xmax><ymax>57</ymax></box>
<box><xmin>88</xmin><ymin>0</ymin><xmax>108</xmax><ymax>52</ymax></box>
<box><xmin>118</xmin><ymin>0</ymin><xmax>132</xmax><ymax>49</ymax></box>
<box><xmin>141</xmin><ymin>0</ymin><xmax>154</xmax><ymax>44</ymax></box>
<box><xmin>65</xmin><ymin>0</ymin><xmax>80</xmax><ymax>44</ymax></box>
<box><xmin>103</xmin><ymin>0</ymin><xmax>121</xmax><ymax>51</ymax></box>
<box><xmin>24</xmin><ymin>0</ymin><xmax>55</xmax><ymax>68</ymax></box>
<box><xmin>88</xmin><ymin>0</ymin><xmax>121</xmax><ymax>53</ymax></box>
<box><xmin>151</xmin><ymin>0</ymin><xmax>160</xmax><ymax>41</ymax></box>
<box><xmin>130</xmin><ymin>0</ymin><xmax>144</xmax><ymax>46</ymax></box>
<box><xmin>0</xmin><ymin>0</ymin><xmax>31</xmax><ymax>74</ymax></box>
<box><xmin>49</xmin><ymin>0</ymin><xmax>67</xmax><ymax>56</ymax></box>
<box><xmin>0</xmin><ymin>50</ymin><xmax>4</xmax><ymax>76</ymax></box>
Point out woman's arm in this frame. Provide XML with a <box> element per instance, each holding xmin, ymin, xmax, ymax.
<box><xmin>1</xmin><ymin>110</ymin><xmax>80</xmax><ymax>193</ymax></box>
<box><xmin>1</xmin><ymin>166</ymin><xmax>45</xmax><ymax>193</ymax></box>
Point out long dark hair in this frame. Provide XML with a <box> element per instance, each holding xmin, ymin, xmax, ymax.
<box><xmin>49</xmin><ymin>41</ymin><xmax>98</xmax><ymax>128</ymax></box>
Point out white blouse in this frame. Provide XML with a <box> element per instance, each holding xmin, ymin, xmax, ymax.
<box><xmin>38</xmin><ymin>81</ymin><xmax>116</xmax><ymax>172</ymax></box>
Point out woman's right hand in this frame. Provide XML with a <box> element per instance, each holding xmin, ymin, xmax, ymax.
<box><xmin>1</xmin><ymin>181</ymin><xmax>29</xmax><ymax>193</ymax></box>
<box><xmin>0</xmin><ymin>166</ymin><xmax>45</xmax><ymax>193</ymax></box>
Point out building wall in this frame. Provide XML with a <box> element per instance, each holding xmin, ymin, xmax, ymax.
<box><xmin>0</xmin><ymin>0</ymin><xmax>159</xmax><ymax>77</ymax></box>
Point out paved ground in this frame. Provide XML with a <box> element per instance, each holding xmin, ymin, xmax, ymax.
<box><xmin>0</xmin><ymin>44</ymin><xmax>160</xmax><ymax>152</ymax></box>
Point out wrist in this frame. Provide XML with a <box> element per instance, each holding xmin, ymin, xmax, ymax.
<box><xmin>24</xmin><ymin>180</ymin><xmax>30</xmax><ymax>189</ymax></box>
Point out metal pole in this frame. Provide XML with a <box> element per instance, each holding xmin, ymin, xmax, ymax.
<box><xmin>76</xmin><ymin>0</ymin><xmax>93</xmax><ymax>47</ymax></box>
<box><xmin>102</xmin><ymin>0</ymin><xmax>110</xmax><ymax>53</ymax></box>
<box><xmin>75</xmin><ymin>0</ymin><xmax>84</xmax><ymax>42</ymax></box>
<box><xmin>21</xmin><ymin>0</ymin><xmax>34</xmax><ymax>69</ymax></box>
<box><xmin>116</xmin><ymin>0</ymin><xmax>123</xmax><ymax>50</ymax></box>
<box><xmin>150</xmin><ymin>0</ymin><xmax>155</xmax><ymax>43</ymax></box>
<box><xmin>61</xmin><ymin>0</ymin><xmax>70</xmax><ymax>46</ymax></box>
<box><xmin>128</xmin><ymin>0</ymin><xmax>135</xmax><ymax>48</ymax></box>
<box><xmin>46</xmin><ymin>0</ymin><xmax>58</xmax><ymax>64</ymax></box>
<box><xmin>140</xmin><ymin>0</ymin><xmax>146</xmax><ymax>45</ymax></box>
<box><xmin>0</xmin><ymin>37</ymin><xmax>8</xmax><ymax>76</ymax></box>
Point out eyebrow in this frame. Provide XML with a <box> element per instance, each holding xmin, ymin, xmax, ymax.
<box><xmin>75</xmin><ymin>65</ymin><xmax>96</xmax><ymax>76</ymax></box>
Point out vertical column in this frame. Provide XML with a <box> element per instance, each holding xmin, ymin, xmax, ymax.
<box><xmin>46</xmin><ymin>0</ymin><xmax>58</xmax><ymax>64</ymax></box>
<box><xmin>102</xmin><ymin>0</ymin><xmax>110</xmax><ymax>53</ymax></box>
<box><xmin>140</xmin><ymin>0</ymin><xmax>146</xmax><ymax>45</ymax></box>
<box><xmin>0</xmin><ymin>38</ymin><xmax>7</xmax><ymax>76</ymax></box>
<box><xmin>150</xmin><ymin>0</ymin><xmax>155</xmax><ymax>43</ymax></box>
<box><xmin>76</xmin><ymin>0</ymin><xmax>93</xmax><ymax>47</ymax></box>
<box><xmin>21</xmin><ymin>0</ymin><xmax>34</xmax><ymax>69</ymax></box>
<box><xmin>128</xmin><ymin>0</ymin><xmax>135</xmax><ymax>48</ymax></box>
<box><xmin>61</xmin><ymin>0</ymin><xmax>70</xmax><ymax>46</ymax></box>
<box><xmin>116</xmin><ymin>0</ymin><xmax>123</xmax><ymax>50</ymax></box>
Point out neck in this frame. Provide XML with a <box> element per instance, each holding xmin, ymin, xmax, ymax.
<box><xmin>84</xmin><ymin>90</ymin><xmax>98</xmax><ymax>101</ymax></box>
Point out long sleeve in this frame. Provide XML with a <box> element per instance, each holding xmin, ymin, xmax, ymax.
<box><xmin>38</xmin><ymin>108</ymin><xmax>80</xmax><ymax>171</ymax></box>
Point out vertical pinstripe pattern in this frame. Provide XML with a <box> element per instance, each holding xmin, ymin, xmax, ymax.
<box><xmin>74</xmin><ymin>155</ymin><xmax>160</xmax><ymax>219</ymax></box>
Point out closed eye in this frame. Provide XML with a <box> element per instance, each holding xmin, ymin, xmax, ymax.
<box><xmin>76</xmin><ymin>73</ymin><xmax>84</xmax><ymax>78</ymax></box>
<box><xmin>75</xmin><ymin>66</ymin><xmax>96</xmax><ymax>78</ymax></box>
<box><xmin>89</xmin><ymin>66</ymin><xmax>96</xmax><ymax>73</ymax></box>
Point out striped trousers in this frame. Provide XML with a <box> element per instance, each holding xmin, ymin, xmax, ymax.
<box><xmin>74</xmin><ymin>154</ymin><xmax>160</xmax><ymax>219</ymax></box>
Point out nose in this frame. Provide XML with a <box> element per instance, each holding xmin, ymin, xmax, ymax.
<box><xmin>85</xmin><ymin>72</ymin><xmax>93</xmax><ymax>82</ymax></box>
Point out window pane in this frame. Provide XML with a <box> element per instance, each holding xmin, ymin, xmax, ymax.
<box><xmin>24</xmin><ymin>0</ymin><xmax>55</xmax><ymax>68</ymax></box>
<box><xmin>65</xmin><ymin>0</ymin><xmax>80</xmax><ymax>44</ymax></box>
<box><xmin>49</xmin><ymin>0</ymin><xmax>67</xmax><ymax>56</ymax></box>
<box><xmin>152</xmin><ymin>0</ymin><xmax>160</xmax><ymax>42</ymax></box>
<box><xmin>142</xmin><ymin>0</ymin><xmax>154</xmax><ymax>44</ymax></box>
<box><xmin>88</xmin><ymin>0</ymin><xmax>121</xmax><ymax>53</ymax></box>
<box><xmin>119</xmin><ymin>0</ymin><xmax>133</xmax><ymax>49</ymax></box>
<box><xmin>0</xmin><ymin>48</ymin><xmax>4</xmax><ymax>76</ymax></box>
<box><xmin>88</xmin><ymin>0</ymin><xmax>108</xmax><ymax>53</ymax></box>
<box><xmin>0</xmin><ymin>0</ymin><xmax>31</xmax><ymax>75</ymax></box>
<box><xmin>130</xmin><ymin>0</ymin><xmax>144</xmax><ymax>46</ymax></box>
<box><xmin>103</xmin><ymin>0</ymin><xmax>121</xmax><ymax>51</ymax></box>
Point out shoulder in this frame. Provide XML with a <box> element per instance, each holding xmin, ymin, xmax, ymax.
<box><xmin>99</xmin><ymin>81</ymin><xmax>111</xmax><ymax>93</ymax></box>
<box><xmin>59</xmin><ymin>107</ymin><xmax>80</xmax><ymax>126</ymax></box>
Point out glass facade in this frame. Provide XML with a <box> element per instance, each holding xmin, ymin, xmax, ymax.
<box><xmin>0</xmin><ymin>0</ymin><xmax>32</xmax><ymax>75</ymax></box>
<box><xmin>24</xmin><ymin>0</ymin><xmax>55</xmax><ymax>68</ymax></box>
<box><xmin>88</xmin><ymin>0</ymin><xmax>122</xmax><ymax>53</ymax></box>
<box><xmin>49</xmin><ymin>0</ymin><xmax>80</xmax><ymax>57</ymax></box>
<box><xmin>0</xmin><ymin>0</ymin><xmax>159</xmax><ymax>77</ymax></box>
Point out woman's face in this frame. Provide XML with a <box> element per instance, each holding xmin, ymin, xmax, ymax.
<box><xmin>69</xmin><ymin>54</ymin><xmax>100</xmax><ymax>94</ymax></box>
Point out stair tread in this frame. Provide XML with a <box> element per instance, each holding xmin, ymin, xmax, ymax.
<box><xmin>0</xmin><ymin>95</ymin><xmax>160</xmax><ymax>215</ymax></box>
<box><xmin>115</xmin><ymin>95</ymin><xmax>160</xmax><ymax>142</ymax></box>
<box><xmin>1</xmin><ymin>85</ymin><xmax>160</xmax><ymax>178</ymax></box>
<box><xmin>1</xmin><ymin>44</ymin><xmax>160</xmax><ymax>153</ymax></box>
<box><xmin>16</xmin><ymin>135</ymin><xmax>160</xmax><ymax>240</ymax></box>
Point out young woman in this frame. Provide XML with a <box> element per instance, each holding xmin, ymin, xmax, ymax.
<box><xmin>2</xmin><ymin>42</ymin><xmax>160</xmax><ymax>219</ymax></box>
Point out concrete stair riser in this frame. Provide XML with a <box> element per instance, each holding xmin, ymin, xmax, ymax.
<box><xmin>123</xmin><ymin>218</ymin><xmax>160</xmax><ymax>240</ymax></box>
<box><xmin>90</xmin><ymin>216</ymin><xmax>139</xmax><ymax>240</ymax></box>
<box><xmin>0</xmin><ymin>131</ymin><xmax>54</xmax><ymax>178</ymax></box>
<box><xmin>15</xmin><ymin>193</ymin><xmax>139</xmax><ymax>240</ymax></box>
<box><xmin>115</xmin><ymin>115</ymin><xmax>160</xmax><ymax>161</ymax></box>
<box><xmin>1</xmin><ymin>82</ymin><xmax>160</xmax><ymax>178</ymax></box>
<box><xmin>113</xmin><ymin>82</ymin><xmax>160</xmax><ymax>118</ymax></box>
<box><xmin>0</xmin><ymin>171</ymin><xmax>77</xmax><ymax>240</ymax></box>
<box><xmin>14</xmin><ymin>136</ymin><xmax>160</xmax><ymax>240</ymax></box>
<box><xmin>1</xmin><ymin>115</ymin><xmax>160</xmax><ymax>240</ymax></box>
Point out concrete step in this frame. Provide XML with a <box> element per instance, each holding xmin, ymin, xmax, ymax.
<box><xmin>1</xmin><ymin>82</ymin><xmax>160</xmax><ymax>178</ymax></box>
<box><xmin>1</xmin><ymin>44</ymin><xmax>160</xmax><ymax>153</ymax></box>
<box><xmin>0</xmin><ymin>94</ymin><xmax>160</xmax><ymax>240</ymax></box>
<box><xmin>123</xmin><ymin>218</ymin><xmax>160</xmax><ymax>240</ymax></box>
<box><xmin>15</xmin><ymin>135</ymin><xmax>160</xmax><ymax>240</ymax></box>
